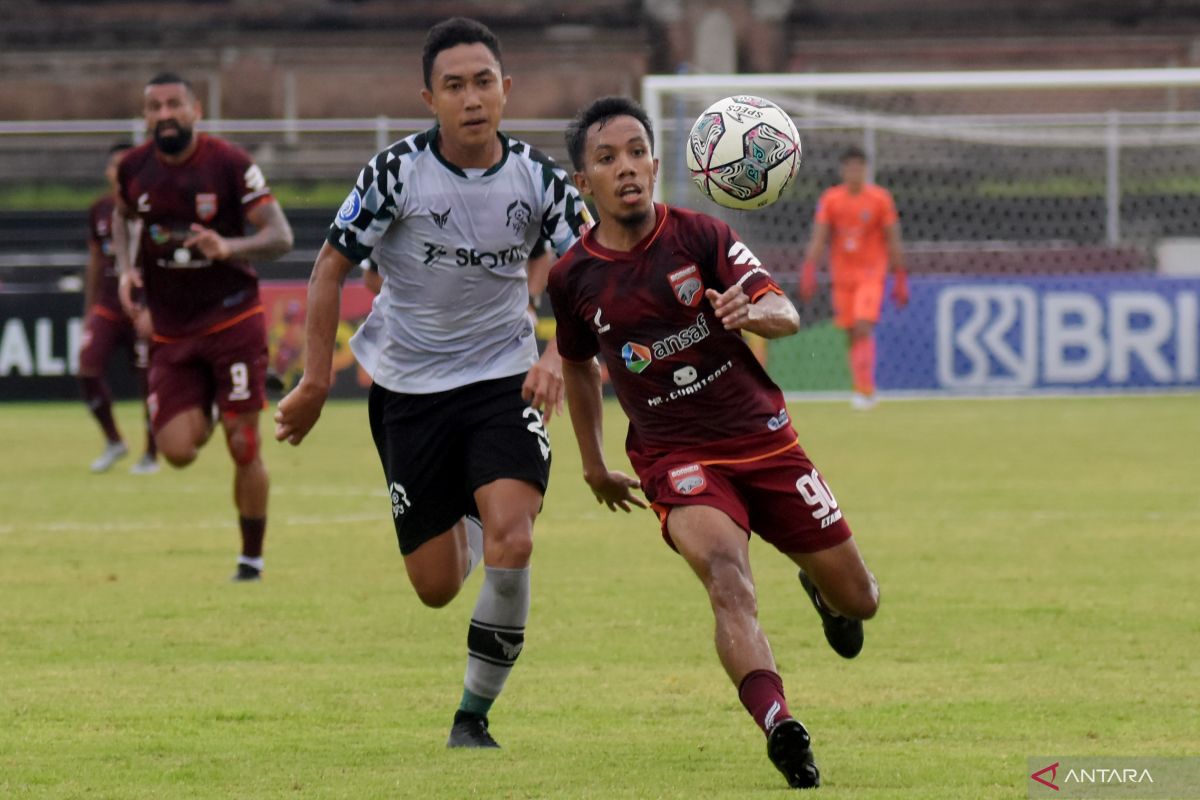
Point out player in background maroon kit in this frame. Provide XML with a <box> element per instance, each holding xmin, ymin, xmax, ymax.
<box><xmin>549</xmin><ymin>97</ymin><xmax>881</xmax><ymax>790</ymax></box>
<box><xmin>81</xmin><ymin>142</ymin><xmax>158</xmax><ymax>474</ymax></box>
<box><xmin>112</xmin><ymin>72</ymin><xmax>294</xmax><ymax>581</ymax></box>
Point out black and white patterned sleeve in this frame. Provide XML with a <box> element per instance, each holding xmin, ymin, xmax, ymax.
<box><xmin>327</xmin><ymin>146</ymin><xmax>407</xmax><ymax>263</ymax></box>
<box><xmin>527</xmin><ymin>150</ymin><xmax>592</xmax><ymax>258</ymax></box>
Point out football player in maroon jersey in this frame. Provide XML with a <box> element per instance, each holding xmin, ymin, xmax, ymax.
<box><xmin>112</xmin><ymin>72</ymin><xmax>294</xmax><ymax>582</ymax></box>
<box><xmin>80</xmin><ymin>142</ymin><xmax>157</xmax><ymax>475</ymax></box>
<box><xmin>549</xmin><ymin>97</ymin><xmax>881</xmax><ymax>789</ymax></box>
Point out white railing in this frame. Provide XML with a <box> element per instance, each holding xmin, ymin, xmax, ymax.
<box><xmin>0</xmin><ymin>117</ymin><xmax>573</xmax><ymax>152</ymax></box>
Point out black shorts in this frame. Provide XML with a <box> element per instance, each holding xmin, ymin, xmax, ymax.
<box><xmin>368</xmin><ymin>374</ymin><xmax>551</xmax><ymax>555</ymax></box>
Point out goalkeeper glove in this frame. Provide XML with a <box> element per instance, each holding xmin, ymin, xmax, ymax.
<box><xmin>891</xmin><ymin>268</ymin><xmax>910</xmax><ymax>308</ymax></box>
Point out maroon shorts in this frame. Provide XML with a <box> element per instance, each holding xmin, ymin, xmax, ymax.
<box><xmin>79</xmin><ymin>306</ymin><xmax>146</xmax><ymax>375</ymax></box>
<box><xmin>641</xmin><ymin>440</ymin><xmax>853</xmax><ymax>555</ymax></box>
<box><xmin>147</xmin><ymin>307</ymin><xmax>267</xmax><ymax>433</ymax></box>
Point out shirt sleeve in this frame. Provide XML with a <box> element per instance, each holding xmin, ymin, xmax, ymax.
<box><xmin>536</xmin><ymin>159</ymin><xmax>594</xmax><ymax>257</ymax></box>
<box><xmin>219</xmin><ymin>144</ymin><xmax>274</xmax><ymax>213</ymax></box>
<box><xmin>115</xmin><ymin>157</ymin><xmax>134</xmax><ymax>213</ymax></box>
<box><xmin>547</xmin><ymin>260</ymin><xmax>599</xmax><ymax>362</ymax></box>
<box><xmin>327</xmin><ymin>148</ymin><xmax>405</xmax><ymax>264</ymax></box>
<box><xmin>705</xmin><ymin>216</ymin><xmax>782</xmax><ymax>303</ymax></box>
<box><xmin>814</xmin><ymin>189</ymin><xmax>833</xmax><ymax>225</ymax></box>
<box><xmin>879</xmin><ymin>187</ymin><xmax>900</xmax><ymax>227</ymax></box>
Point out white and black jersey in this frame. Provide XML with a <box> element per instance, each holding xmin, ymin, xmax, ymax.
<box><xmin>329</xmin><ymin>127</ymin><xmax>592</xmax><ymax>394</ymax></box>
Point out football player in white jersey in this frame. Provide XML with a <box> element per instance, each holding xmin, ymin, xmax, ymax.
<box><xmin>275</xmin><ymin>17</ymin><xmax>591</xmax><ymax>749</ymax></box>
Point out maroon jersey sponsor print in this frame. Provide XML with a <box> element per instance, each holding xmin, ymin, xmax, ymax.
<box><xmin>117</xmin><ymin>134</ymin><xmax>272</xmax><ymax>338</ymax></box>
<box><xmin>548</xmin><ymin>203</ymin><xmax>794</xmax><ymax>471</ymax></box>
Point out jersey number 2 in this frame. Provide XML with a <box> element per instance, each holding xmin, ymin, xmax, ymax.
<box><xmin>523</xmin><ymin>407</ymin><xmax>551</xmax><ymax>461</ymax></box>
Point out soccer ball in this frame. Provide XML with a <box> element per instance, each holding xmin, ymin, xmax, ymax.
<box><xmin>686</xmin><ymin>95</ymin><xmax>801</xmax><ymax>210</ymax></box>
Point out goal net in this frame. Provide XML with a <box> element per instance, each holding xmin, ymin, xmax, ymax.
<box><xmin>644</xmin><ymin>69</ymin><xmax>1200</xmax><ymax>396</ymax></box>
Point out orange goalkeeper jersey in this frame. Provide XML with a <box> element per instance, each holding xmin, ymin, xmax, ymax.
<box><xmin>814</xmin><ymin>183</ymin><xmax>899</xmax><ymax>284</ymax></box>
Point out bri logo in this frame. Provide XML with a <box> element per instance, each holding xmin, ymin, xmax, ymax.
<box><xmin>938</xmin><ymin>284</ymin><xmax>1200</xmax><ymax>389</ymax></box>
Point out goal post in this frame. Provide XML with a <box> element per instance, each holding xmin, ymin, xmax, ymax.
<box><xmin>642</xmin><ymin>68</ymin><xmax>1200</xmax><ymax>396</ymax></box>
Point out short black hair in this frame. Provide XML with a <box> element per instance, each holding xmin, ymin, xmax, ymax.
<box><xmin>565</xmin><ymin>96</ymin><xmax>655</xmax><ymax>172</ymax></box>
<box><xmin>146</xmin><ymin>71</ymin><xmax>195</xmax><ymax>96</ymax></box>
<box><xmin>840</xmin><ymin>145</ymin><xmax>867</xmax><ymax>162</ymax></box>
<box><xmin>109</xmin><ymin>141</ymin><xmax>134</xmax><ymax>155</ymax></box>
<box><xmin>422</xmin><ymin>17</ymin><xmax>503</xmax><ymax>90</ymax></box>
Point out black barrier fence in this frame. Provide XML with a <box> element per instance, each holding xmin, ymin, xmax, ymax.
<box><xmin>0</xmin><ymin>282</ymin><xmax>382</xmax><ymax>402</ymax></box>
<box><xmin>3</xmin><ymin>282</ymin><xmax>565</xmax><ymax>402</ymax></box>
<box><xmin>0</xmin><ymin>289</ymin><xmax>141</xmax><ymax>401</ymax></box>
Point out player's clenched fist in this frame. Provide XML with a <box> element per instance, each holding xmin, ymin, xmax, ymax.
<box><xmin>274</xmin><ymin>378</ymin><xmax>329</xmax><ymax>446</ymax></box>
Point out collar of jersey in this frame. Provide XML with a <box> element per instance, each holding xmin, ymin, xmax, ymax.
<box><xmin>581</xmin><ymin>203</ymin><xmax>670</xmax><ymax>261</ymax></box>
<box><xmin>427</xmin><ymin>125</ymin><xmax>510</xmax><ymax>178</ymax></box>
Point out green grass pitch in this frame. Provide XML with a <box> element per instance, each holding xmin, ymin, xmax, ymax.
<box><xmin>1</xmin><ymin>396</ymin><xmax>1197</xmax><ymax>798</ymax></box>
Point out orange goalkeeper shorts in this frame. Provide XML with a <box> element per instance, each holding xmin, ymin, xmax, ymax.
<box><xmin>832</xmin><ymin>279</ymin><xmax>885</xmax><ymax>329</ymax></box>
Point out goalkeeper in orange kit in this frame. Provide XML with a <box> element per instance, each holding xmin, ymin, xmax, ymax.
<box><xmin>800</xmin><ymin>146</ymin><xmax>908</xmax><ymax>409</ymax></box>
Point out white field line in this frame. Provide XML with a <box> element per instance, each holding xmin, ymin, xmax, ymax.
<box><xmin>0</xmin><ymin>482</ymin><xmax>388</xmax><ymax>498</ymax></box>
<box><xmin>0</xmin><ymin>511</ymin><xmax>383</xmax><ymax>536</ymax></box>
<box><xmin>81</xmin><ymin>483</ymin><xmax>387</xmax><ymax>498</ymax></box>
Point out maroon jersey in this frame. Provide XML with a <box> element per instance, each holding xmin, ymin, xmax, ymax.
<box><xmin>548</xmin><ymin>204</ymin><xmax>796</xmax><ymax>472</ymax></box>
<box><xmin>86</xmin><ymin>194</ymin><xmax>122</xmax><ymax>314</ymax></box>
<box><xmin>117</xmin><ymin>134</ymin><xmax>273</xmax><ymax>338</ymax></box>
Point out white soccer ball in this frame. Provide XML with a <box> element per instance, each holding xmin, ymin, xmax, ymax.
<box><xmin>685</xmin><ymin>95</ymin><xmax>801</xmax><ymax>210</ymax></box>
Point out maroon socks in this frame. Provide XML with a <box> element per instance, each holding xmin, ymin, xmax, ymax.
<box><xmin>738</xmin><ymin>669</ymin><xmax>793</xmax><ymax>734</ymax></box>
<box><xmin>82</xmin><ymin>376</ymin><xmax>121</xmax><ymax>443</ymax></box>
<box><xmin>239</xmin><ymin>516</ymin><xmax>266</xmax><ymax>559</ymax></box>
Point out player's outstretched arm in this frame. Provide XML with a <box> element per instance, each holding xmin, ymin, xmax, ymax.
<box><xmin>561</xmin><ymin>357</ymin><xmax>646</xmax><ymax>513</ymax></box>
<box><xmin>706</xmin><ymin>286</ymin><xmax>800</xmax><ymax>339</ymax></box>
<box><xmin>275</xmin><ymin>242</ymin><xmax>354</xmax><ymax>446</ymax></box>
